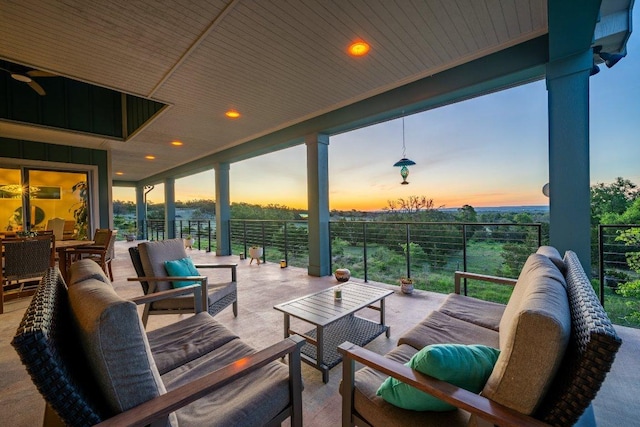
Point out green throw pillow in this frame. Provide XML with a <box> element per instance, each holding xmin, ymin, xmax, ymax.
<box><xmin>164</xmin><ymin>257</ymin><xmax>200</xmax><ymax>288</ymax></box>
<box><xmin>376</xmin><ymin>344</ymin><xmax>500</xmax><ymax>411</ymax></box>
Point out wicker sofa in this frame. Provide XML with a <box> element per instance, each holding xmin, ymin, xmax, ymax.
<box><xmin>12</xmin><ymin>259</ymin><xmax>305</xmax><ymax>427</ymax></box>
<box><xmin>339</xmin><ymin>247</ymin><xmax>621</xmax><ymax>427</ymax></box>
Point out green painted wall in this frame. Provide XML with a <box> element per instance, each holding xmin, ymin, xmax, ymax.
<box><xmin>0</xmin><ymin>71</ymin><xmax>165</xmax><ymax>139</ymax></box>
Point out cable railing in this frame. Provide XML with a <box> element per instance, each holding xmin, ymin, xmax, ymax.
<box><xmin>138</xmin><ymin>220</ymin><xmax>542</xmax><ymax>289</ymax></box>
<box><xmin>227</xmin><ymin>219</ymin><xmax>542</xmax><ymax>303</ymax></box>
<box><xmin>131</xmin><ymin>218</ymin><xmax>640</xmax><ymax>327</ymax></box>
<box><xmin>141</xmin><ymin>219</ymin><xmax>218</xmax><ymax>252</ymax></box>
<box><xmin>598</xmin><ymin>224</ymin><xmax>640</xmax><ymax>327</ymax></box>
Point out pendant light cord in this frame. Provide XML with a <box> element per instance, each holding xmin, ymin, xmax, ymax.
<box><xmin>402</xmin><ymin>116</ymin><xmax>406</xmax><ymax>158</ymax></box>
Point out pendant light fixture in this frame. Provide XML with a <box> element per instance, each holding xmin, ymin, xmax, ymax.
<box><xmin>393</xmin><ymin>114</ymin><xmax>416</xmax><ymax>185</ymax></box>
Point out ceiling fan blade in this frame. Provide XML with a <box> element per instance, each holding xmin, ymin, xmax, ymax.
<box><xmin>27</xmin><ymin>70</ymin><xmax>57</xmax><ymax>78</ymax></box>
<box><xmin>27</xmin><ymin>79</ymin><xmax>46</xmax><ymax>96</ymax></box>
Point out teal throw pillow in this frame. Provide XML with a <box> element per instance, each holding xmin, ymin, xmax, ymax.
<box><xmin>376</xmin><ymin>344</ymin><xmax>500</xmax><ymax>411</ymax></box>
<box><xmin>164</xmin><ymin>257</ymin><xmax>201</xmax><ymax>288</ymax></box>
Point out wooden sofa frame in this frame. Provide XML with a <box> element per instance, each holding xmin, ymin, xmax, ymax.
<box><xmin>339</xmin><ymin>250</ymin><xmax>621</xmax><ymax>427</ymax></box>
<box><xmin>12</xmin><ymin>266</ymin><xmax>305</xmax><ymax>427</ymax></box>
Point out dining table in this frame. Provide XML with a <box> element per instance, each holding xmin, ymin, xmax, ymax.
<box><xmin>56</xmin><ymin>239</ymin><xmax>94</xmax><ymax>281</ymax></box>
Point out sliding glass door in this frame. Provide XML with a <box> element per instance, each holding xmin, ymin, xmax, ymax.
<box><xmin>0</xmin><ymin>167</ymin><xmax>90</xmax><ymax>239</ymax></box>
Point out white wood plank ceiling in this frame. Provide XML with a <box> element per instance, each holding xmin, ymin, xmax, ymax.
<box><xmin>0</xmin><ymin>0</ymin><xmax>548</xmax><ymax>181</ymax></box>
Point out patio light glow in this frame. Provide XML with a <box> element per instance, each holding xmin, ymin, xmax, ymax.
<box><xmin>348</xmin><ymin>41</ymin><xmax>370</xmax><ymax>57</ymax></box>
<box><xmin>225</xmin><ymin>109</ymin><xmax>241</xmax><ymax>118</ymax></box>
<box><xmin>171</xmin><ymin>140</ymin><xmax>183</xmax><ymax>146</ymax></box>
<box><xmin>145</xmin><ymin>155</ymin><xmax>156</xmax><ymax>160</ymax></box>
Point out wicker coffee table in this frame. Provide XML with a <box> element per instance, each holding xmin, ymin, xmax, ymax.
<box><xmin>274</xmin><ymin>282</ymin><xmax>392</xmax><ymax>383</ymax></box>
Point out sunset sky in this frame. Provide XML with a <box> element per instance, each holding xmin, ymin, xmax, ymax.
<box><xmin>115</xmin><ymin>8</ymin><xmax>640</xmax><ymax>211</ymax></box>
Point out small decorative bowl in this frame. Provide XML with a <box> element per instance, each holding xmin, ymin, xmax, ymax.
<box><xmin>334</xmin><ymin>268</ymin><xmax>351</xmax><ymax>282</ymax></box>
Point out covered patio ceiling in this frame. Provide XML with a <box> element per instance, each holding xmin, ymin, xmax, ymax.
<box><xmin>0</xmin><ymin>0</ymin><xmax>633</xmax><ymax>184</ymax></box>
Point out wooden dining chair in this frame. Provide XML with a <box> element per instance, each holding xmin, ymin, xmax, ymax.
<box><xmin>64</xmin><ymin>229</ymin><xmax>117</xmax><ymax>280</ymax></box>
<box><xmin>1</xmin><ymin>234</ymin><xmax>55</xmax><ymax>314</ymax></box>
<box><xmin>46</xmin><ymin>217</ymin><xmax>66</xmax><ymax>241</ymax></box>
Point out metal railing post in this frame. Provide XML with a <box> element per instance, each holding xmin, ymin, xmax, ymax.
<box><xmin>261</xmin><ymin>222</ymin><xmax>266</xmax><ymax>263</ymax></box>
<box><xmin>284</xmin><ymin>222</ymin><xmax>289</xmax><ymax>266</ymax></box>
<box><xmin>599</xmin><ymin>225</ymin><xmax>605</xmax><ymax>306</ymax></box>
<box><xmin>462</xmin><ymin>224</ymin><xmax>468</xmax><ymax>295</ymax></box>
<box><xmin>405</xmin><ymin>223</ymin><xmax>411</xmax><ymax>279</ymax></box>
<box><xmin>363</xmin><ymin>222</ymin><xmax>368</xmax><ymax>283</ymax></box>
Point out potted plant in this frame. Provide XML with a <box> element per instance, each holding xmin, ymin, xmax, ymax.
<box><xmin>125</xmin><ymin>227</ymin><xmax>137</xmax><ymax>242</ymax></box>
<box><xmin>249</xmin><ymin>246</ymin><xmax>263</xmax><ymax>264</ymax></box>
<box><xmin>400</xmin><ymin>277</ymin><xmax>414</xmax><ymax>294</ymax></box>
<box><xmin>184</xmin><ymin>234</ymin><xmax>194</xmax><ymax>249</ymax></box>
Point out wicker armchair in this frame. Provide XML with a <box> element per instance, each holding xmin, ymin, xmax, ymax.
<box><xmin>0</xmin><ymin>234</ymin><xmax>55</xmax><ymax>314</ymax></box>
<box><xmin>129</xmin><ymin>239</ymin><xmax>238</xmax><ymax>326</ymax></box>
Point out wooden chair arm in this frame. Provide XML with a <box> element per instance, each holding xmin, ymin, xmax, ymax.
<box><xmin>95</xmin><ymin>335</ymin><xmax>306</xmax><ymax>427</ymax></box>
<box><xmin>127</xmin><ymin>276</ymin><xmax>207</xmax><ymax>283</ymax></box>
<box><xmin>128</xmin><ymin>276</ymin><xmax>209</xmax><ymax>312</ymax></box>
<box><xmin>129</xmin><ymin>285</ymin><xmax>203</xmax><ymax>313</ymax></box>
<box><xmin>454</xmin><ymin>271</ymin><xmax>518</xmax><ymax>294</ymax></box>
<box><xmin>193</xmin><ymin>263</ymin><xmax>238</xmax><ymax>268</ymax></box>
<box><xmin>338</xmin><ymin>342</ymin><xmax>549</xmax><ymax>427</ymax></box>
<box><xmin>194</xmin><ymin>263</ymin><xmax>237</xmax><ymax>282</ymax></box>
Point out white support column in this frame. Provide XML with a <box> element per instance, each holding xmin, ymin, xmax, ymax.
<box><xmin>306</xmin><ymin>133</ymin><xmax>331</xmax><ymax>276</ymax></box>
<box><xmin>546</xmin><ymin>50</ymin><xmax>592</xmax><ymax>272</ymax></box>
<box><xmin>214</xmin><ymin>163</ymin><xmax>231</xmax><ymax>255</ymax></box>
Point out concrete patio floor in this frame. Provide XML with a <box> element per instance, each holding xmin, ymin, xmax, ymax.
<box><xmin>1</xmin><ymin>241</ymin><xmax>638</xmax><ymax>426</ymax></box>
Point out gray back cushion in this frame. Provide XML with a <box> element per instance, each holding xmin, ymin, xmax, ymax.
<box><xmin>138</xmin><ymin>239</ymin><xmax>189</xmax><ymax>292</ymax></box>
<box><xmin>69</xmin><ymin>258</ymin><xmax>111</xmax><ymax>285</ymax></box>
<box><xmin>484</xmin><ymin>254</ymin><xmax>570</xmax><ymax>415</ymax></box>
<box><xmin>67</xmin><ymin>277</ymin><xmax>175</xmax><ymax>425</ymax></box>
<box><xmin>536</xmin><ymin>246</ymin><xmax>566</xmax><ymax>272</ymax></box>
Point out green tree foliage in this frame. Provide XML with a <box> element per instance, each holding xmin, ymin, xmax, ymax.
<box><xmin>601</xmin><ymin>198</ymin><xmax>640</xmax><ymax>225</ymax></box>
<box><xmin>456</xmin><ymin>204</ymin><xmax>477</xmax><ymax>222</ymax></box>
<box><xmin>615</xmin><ymin>229</ymin><xmax>640</xmax><ymax>322</ymax></box>
<box><xmin>231</xmin><ymin>202</ymin><xmax>301</xmax><ymax>220</ymax></box>
<box><xmin>591</xmin><ymin>177</ymin><xmax>639</xmax><ymax>226</ymax></box>
<box><xmin>70</xmin><ymin>181</ymin><xmax>89</xmax><ymax>239</ymax></box>
<box><xmin>113</xmin><ymin>200</ymin><xmax>136</xmax><ymax>216</ymax></box>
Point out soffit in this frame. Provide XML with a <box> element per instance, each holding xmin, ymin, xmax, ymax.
<box><xmin>0</xmin><ymin>0</ymin><xmax>547</xmax><ymax>181</ymax></box>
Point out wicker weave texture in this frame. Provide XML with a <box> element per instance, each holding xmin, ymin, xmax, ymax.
<box><xmin>11</xmin><ymin>267</ymin><xmax>106</xmax><ymax>426</ymax></box>
<box><xmin>208</xmin><ymin>290</ymin><xmax>237</xmax><ymax>316</ymax></box>
<box><xmin>3</xmin><ymin>237</ymin><xmax>52</xmax><ymax>280</ymax></box>
<box><xmin>536</xmin><ymin>251</ymin><xmax>622</xmax><ymax>426</ymax></box>
<box><xmin>302</xmin><ymin>315</ymin><xmax>388</xmax><ymax>369</ymax></box>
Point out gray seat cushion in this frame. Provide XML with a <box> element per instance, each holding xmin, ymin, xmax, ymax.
<box><xmin>398</xmin><ymin>310</ymin><xmax>499</xmax><ymax>351</ymax></box>
<box><xmin>438</xmin><ymin>293</ymin><xmax>505</xmax><ymax>331</ymax></box>
<box><xmin>150</xmin><ymin>281</ymin><xmax>237</xmax><ymax>311</ymax></box>
<box><xmin>147</xmin><ymin>312</ymin><xmax>239</xmax><ymax>375</ymax></box>
<box><xmin>162</xmin><ymin>339</ymin><xmax>291</xmax><ymax>427</ymax></box>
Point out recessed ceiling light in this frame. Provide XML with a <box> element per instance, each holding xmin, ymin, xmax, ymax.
<box><xmin>225</xmin><ymin>109</ymin><xmax>241</xmax><ymax>119</ymax></box>
<box><xmin>171</xmin><ymin>140</ymin><xmax>183</xmax><ymax>146</ymax></box>
<box><xmin>348</xmin><ymin>40</ymin><xmax>370</xmax><ymax>57</ymax></box>
<box><xmin>115</xmin><ymin>171</ymin><xmax>124</xmax><ymax>176</ymax></box>
<box><xmin>145</xmin><ymin>155</ymin><xmax>156</xmax><ymax>160</ymax></box>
